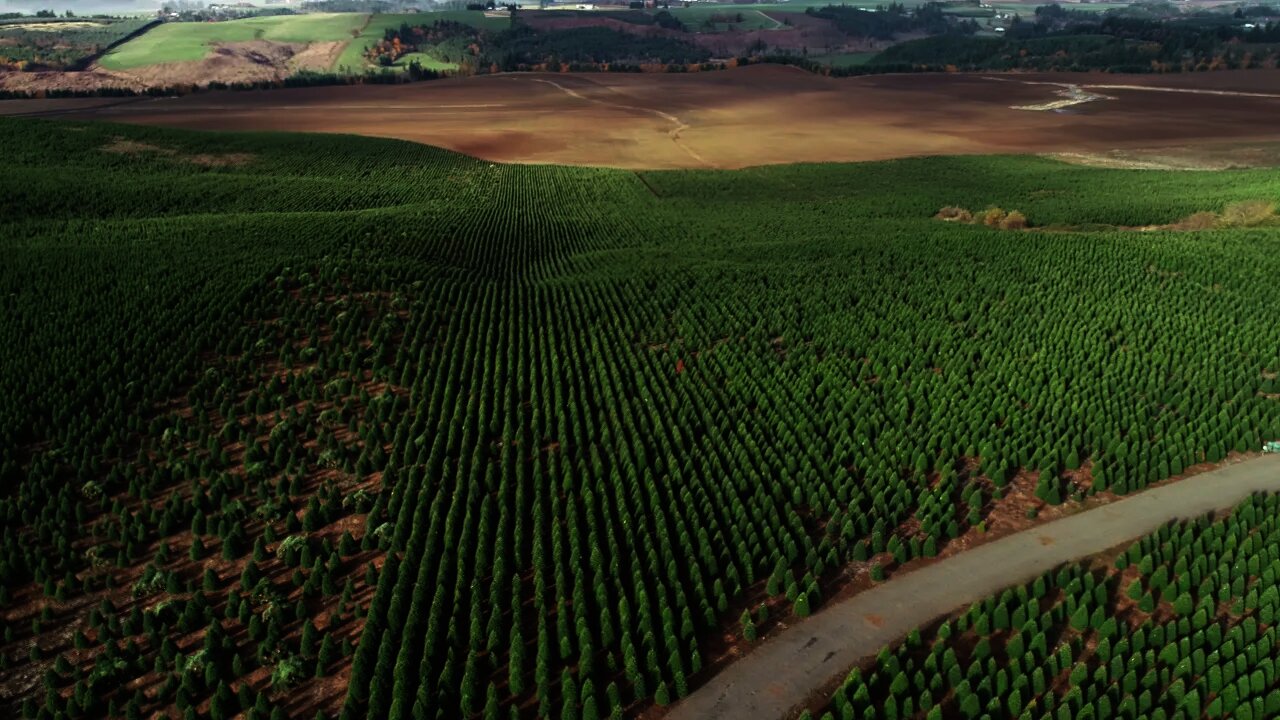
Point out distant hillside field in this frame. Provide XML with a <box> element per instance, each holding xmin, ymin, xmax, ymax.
<box><xmin>0</xmin><ymin>17</ymin><xmax>155</xmax><ymax>70</ymax></box>
<box><xmin>333</xmin><ymin>11</ymin><xmax>508</xmax><ymax>73</ymax></box>
<box><xmin>99</xmin><ymin>13</ymin><xmax>368</xmax><ymax>70</ymax></box>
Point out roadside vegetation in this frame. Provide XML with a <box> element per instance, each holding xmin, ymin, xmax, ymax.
<box><xmin>812</xmin><ymin>493</ymin><xmax>1280</xmax><ymax>720</ymax></box>
<box><xmin>1</xmin><ymin>118</ymin><xmax>1278</xmax><ymax>719</ymax></box>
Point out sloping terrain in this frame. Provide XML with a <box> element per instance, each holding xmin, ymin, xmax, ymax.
<box><xmin>97</xmin><ymin>14</ymin><xmax>366</xmax><ymax>70</ymax></box>
<box><xmin>20</xmin><ymin>66</ymin><xmax>1280</xmax><ymax>169</ymax></box>
<box><xmin>0</xmin><ymin>39</ymin><xmax>346</xmax><ymax>93</ymax></box>
<box><xmin>0</xmin><ymin>14</ymin><xmax>364</xmax><ymax>94</ymax></box>
<box><xmin>0</xmin><ymin>118</ymin><xmax>1278</xmax><ymax>720</ymax></box>
<box><xmin>668</xmin><ymin>455</ymin><xmax>1280</xmax><ymax>720</ymax></box>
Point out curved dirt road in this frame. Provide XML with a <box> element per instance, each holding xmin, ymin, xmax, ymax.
<box><xmin>667</xmin><ymin>454</ymin><xmax>1280</xmax><ymax>720</ymax></box>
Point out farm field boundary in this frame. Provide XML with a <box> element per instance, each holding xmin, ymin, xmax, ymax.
<box><xmin>667</xmin><ymin>454</ymin><xmax>1280</xmax><ymax>720</ymax></box>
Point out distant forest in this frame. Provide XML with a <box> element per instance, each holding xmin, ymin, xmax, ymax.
<box><xmin>805</xmin><ymin>2</ymin><xmax>977</xmax><ymax>40</ymax></box>
<box><xmin>367</xmin><ymin>19</ymin><xmax>711</xmax><ymax>72</ymax></box>
<box><xmin>855</xmin><ymin>3</ymin><xmax>1280</xmax><ymax>73</ymax></box>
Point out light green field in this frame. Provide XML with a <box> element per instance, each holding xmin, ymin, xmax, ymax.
<box><xmin>393</xmin><ymin>52</ymin><xmax>459</xmax><ymax>72</ymax></box>
<box><xmin>99</xmin><ymin>13</ymin><xmax>368</xmax><ymax>70</ymax></box>
<box><xmin>334</xmin><ymin>11</ymin><xmax>509</xmax><ymax>73</ymax></box>
<box><xmin>666</xmin><ymin>6</ymin><xmax>784</xmax><ymax>30</ymax></box>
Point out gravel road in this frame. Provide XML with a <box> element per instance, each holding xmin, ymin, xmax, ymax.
<box><xmin>667</xmin><ymin>454</ymin><xmax>1280</xmax><ymax>720</ymax></box>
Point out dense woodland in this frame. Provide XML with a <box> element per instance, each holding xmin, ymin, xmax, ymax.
<box><xmin>366</xmin><ymin>19</ymin><xmax>710</xmax><ymax>70</ymax></box>
<box><xmin>873</xmin><ymin>5</ymin><xmax>1280</xmax><ymax>72</ymax></box>
<box><xmin>0</xmin><ymin>118</ymin><xmax>1278</xmax><ymax>720</ymax></box>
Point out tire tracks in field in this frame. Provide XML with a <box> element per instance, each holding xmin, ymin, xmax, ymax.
<box><xmin>754</xmin><ymin>10</ymin><xmax>787</xmax><ymax>29</ymax></box>
<box><xmin>986</xmin><ymin>75</ymin><xmax>1280</xmax><ymax>111</ymax></box>
<box><xmin>514</xmin><ymin>75</ymin><xmax>712</xmax><ymax>168</ymax></box>
<box><xmin>1085</xmin><ymin>83</ymin><xmax>1280</xmax><ymax>99</ymax></box>
<box><xmin>329</xmin><ymin>12</ymin><xmax>376</xmax><ymax>73</ymax></box>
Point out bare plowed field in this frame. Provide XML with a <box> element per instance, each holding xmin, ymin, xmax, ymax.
<box><xmin>8</xmin><ymin>65</ymin><xmax>1280</xmax><ymax>169</ymax></box>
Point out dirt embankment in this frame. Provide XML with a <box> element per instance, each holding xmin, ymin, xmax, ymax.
<box><xmin>0</xmin><ymin>39</ymin><xmax>345</xmax><ymax>94</ymax></box>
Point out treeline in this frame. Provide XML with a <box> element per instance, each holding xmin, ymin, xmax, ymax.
<box><xmin>495</xmin><ymin>25</ymin><xmax>711</xmax><ymax>66</ymax></box>
<box><xmin>0</xmin><ymin>67</ymin><xmax>445</xmax><ymax>101</ymax></box>
<box><xmin>796</xmin><ymin>3</ymin><xmax>1280</xmax><ymax>73</ymax></box>
<box><xmin>870</xmin><ymin>7</ymin><xmax>1280</xmax><ymax>72</ymax></box>
<box><xmin>875</xmin><ymin>28</ymin><xmax>1280</xmax><ymax>72</ymax></box>
<box><xmin>371</xmin><ymin>19</ymin><xmax>711</xmax><ymax>71</ymax></box>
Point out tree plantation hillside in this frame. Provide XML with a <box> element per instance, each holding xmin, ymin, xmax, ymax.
<box><xmin>813</xmin><ymin>493</ymin><xmax>1280</xmax><ymax>720</ymax></box>
<box><xmin>0</xmin><ymin>117</ymin><xmax>1278</xmax><ymax>720</ymax></box>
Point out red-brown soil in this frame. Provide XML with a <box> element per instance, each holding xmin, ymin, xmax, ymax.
<box><xmin>8</xmin><ymin>65</ymin><xmax>1280</xmax><ymax>169</ymax></box>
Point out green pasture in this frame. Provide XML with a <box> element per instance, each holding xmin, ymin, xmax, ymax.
<box><xmin>99</xmin><ymin>13</ymin><xmax>368</xmax><ymax>70</ymax></box>
<box><xmin>392</xmin><ymin>51</ymin><xmax>460</xmax><ymax>71</ymax></box>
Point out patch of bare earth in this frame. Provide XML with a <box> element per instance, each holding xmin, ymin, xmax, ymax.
<box><xmin>287</xmin><ymin>40</ymin><xmax>345</xmax><ymax>74</ymax></box>
<box><xmin>24</xmin><ymin>66</ymin><xmax>1278</xmax><ymax>170</ymax></box>
<box><xmin>1049</xmin><ymin>142</ymin><xmax>1280</xmax><ymax>170</ymax></box>
<box><xmin>101</xmin><ymin>135</ymin><xmax>254</xmax><ymax>167</ymax></box>
<box><xmin>0</xmin><ymin>67</ymin><xmax>144</xmax><ymax>94</ymax></box>
<box><xmin>115</xmin><ymin>40</ymin><xmax>308</xmax><ymax>87</ymax></box>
